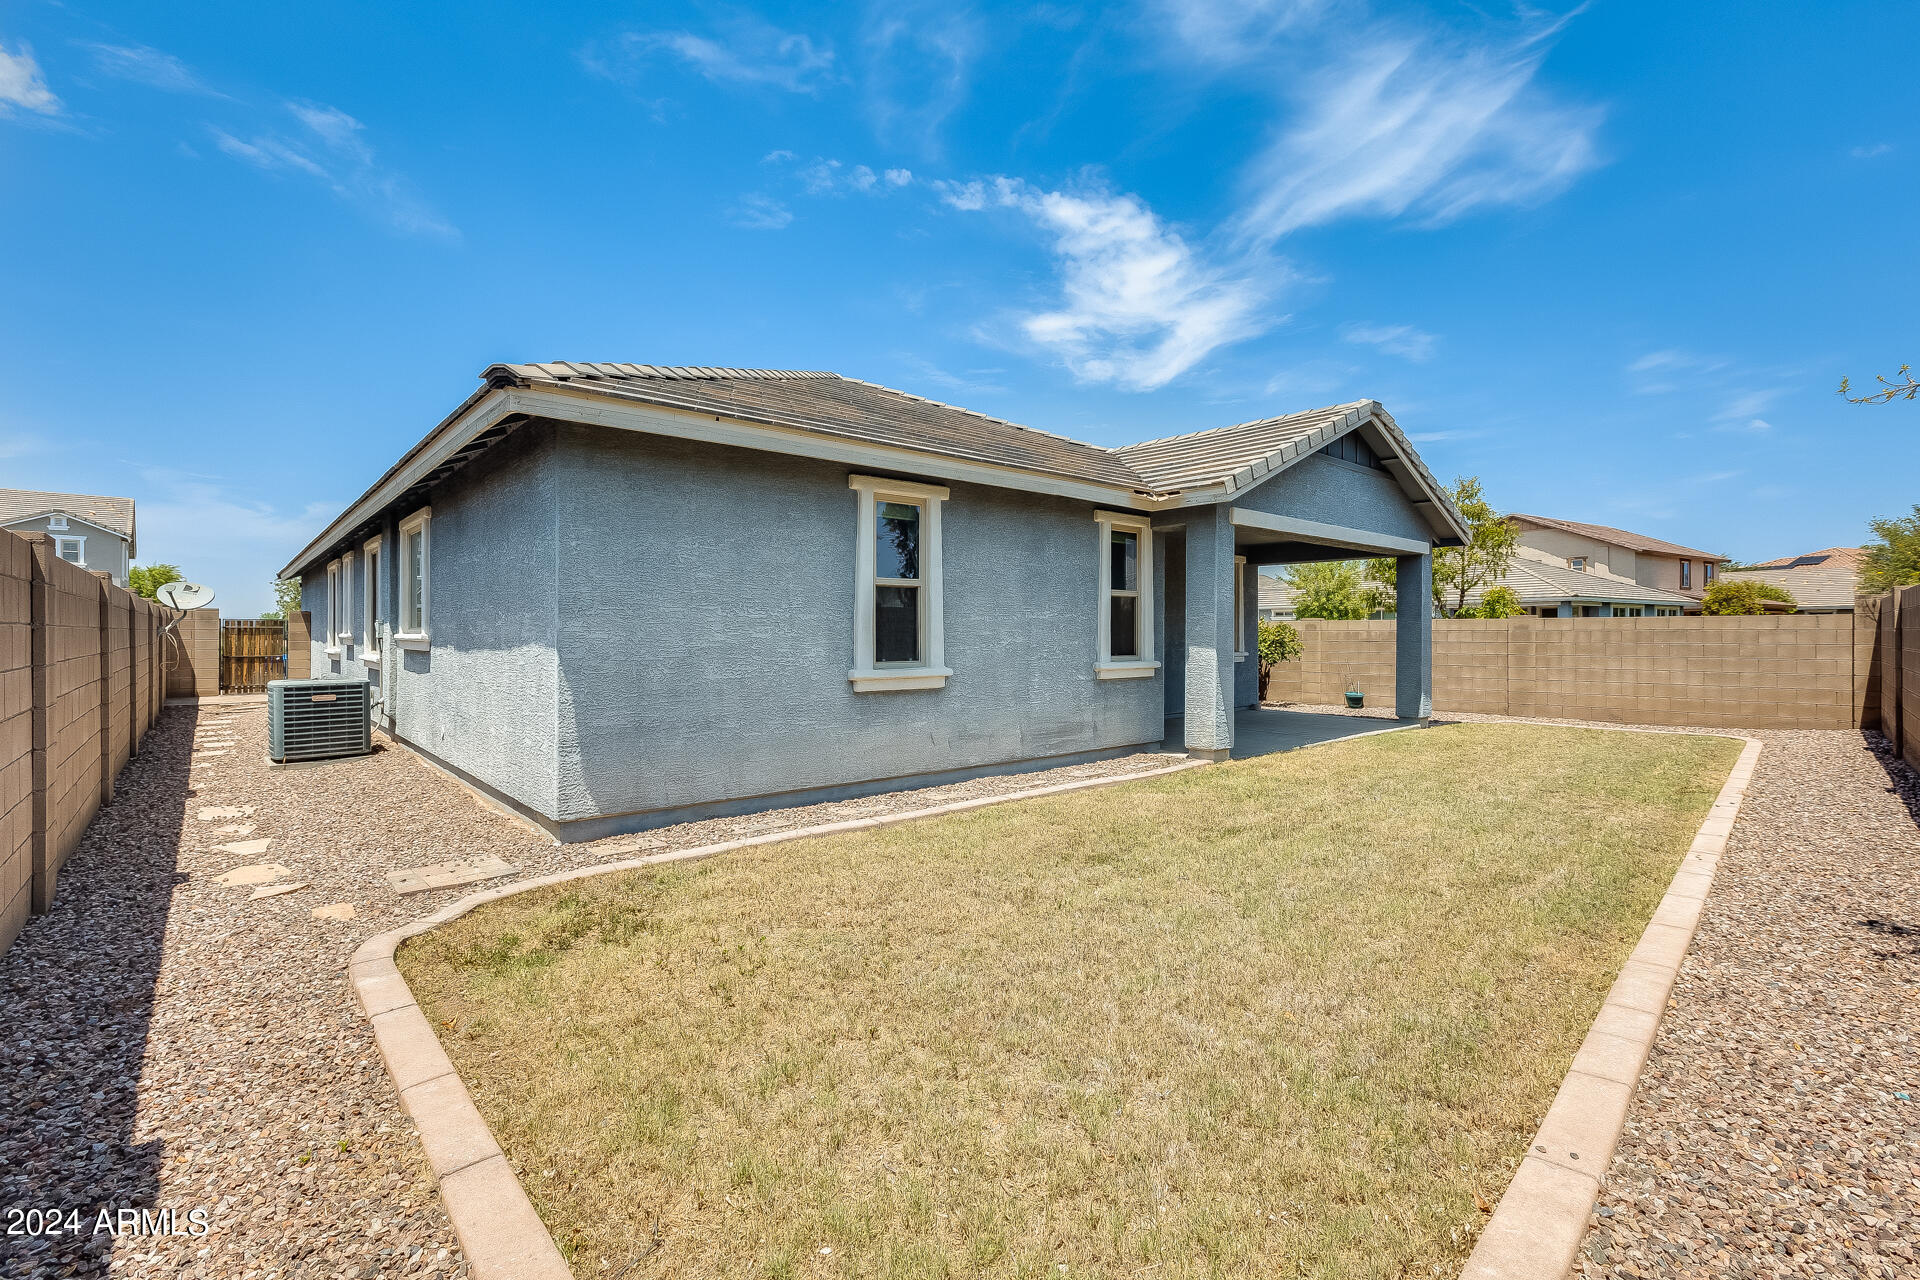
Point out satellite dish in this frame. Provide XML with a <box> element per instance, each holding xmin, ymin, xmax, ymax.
<box><xmin>155</xmin><ymin>581</ymin><xmax>217</xmax><ymax>610</ymax></box>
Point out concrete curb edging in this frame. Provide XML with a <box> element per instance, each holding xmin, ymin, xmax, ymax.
<box><xmin>349</xmin><ymin>755</ymin><xmax>1212</xmax><ymax>1280</ymax></box>
<box><xmin>1460</xmin><ymin>733</ymin><xmax>1764</xmax><ymax>1280</ymax></box>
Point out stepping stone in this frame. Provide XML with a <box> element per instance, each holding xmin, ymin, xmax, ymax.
<box><xmin>216</xmin><ymin>824</ymin><xmax>257</xmax><ymax>836</ymax></box>
<box><xmin>311</xmin><ymin>902</ymin><xmax>356</xmax><ymax>921</ymax></box>
<box><xmin>217</xmin><ymin>838</ymin><xmax>273</xmax><ymax>857</ymax></box>
<box><xmin>249</xmin><ymin>881</ymin><xmax>309</xmax><ymax>900</ymax></box>
<box><xmin>385</xmin><ymin>857</ymin><xmax>519</xmax><ymax>896</ymax></box>
<box><xmin>215</xmin><ymin>863</ymin><xmax>294</xmax><ymax>887</ymax></box>
<box><xmin>196</xmin><ymin>807</ymin><xmax>253</xmax><ymax>820</ymax></box>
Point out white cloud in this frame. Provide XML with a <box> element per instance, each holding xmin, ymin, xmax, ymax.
<box><xmin>1712</xmin><ymin>388</ymin><xmax>1784</xmax><ymax>422</ymax></box>
<box><xmin>1154</xmin><ymin>0</ymin><xmax>1330</xmax><ymax>65</ymax></box>
<box><xmin>1714</xmin><ymin>417</ymin><xmax>1772</xmax><ymax>434</ymax></box>
<box><xmin>730</xmin><ymin>192</ymin><xmax>793</xmax><ymax>230</ymax></box>
<box><xmin>1406</xmin><ymin>428</ymin><xmax>1487</xmax><ymax>443</ymax></box>
<box><xmin>0</xmin><ymin>39</ymin><xmax>59</xmax><ymax>115</ymax></box>
<box><xmin>942</xmin><ymin>176</ymin><xmax>1279</xmax><ymax>391</ymax></box>
<box><xmin>589</xmin><ymin>21</ymin><xmax>835</xmax><ymax>95</ymax></box>
<box><xmin>134</xmin><ymin>468</ymin><xmax>340</xmax><ymax>616</ymax></box>
<box><xmin>786</xmin><ymin>156</ymin><xmax>911</xmax><ymax>198</ymax></box>
<box><xmin>884</xmin><ymin>167</ymin><xmax>913</xmax><ymax>186</ymax></box>
<box><xmin>1340</xmin><ymin>321</ymin><xmax>1436</xmax><ymax>362</ymax></box>
<box><xmin>862</xmin><ymin>1</ymin><xmax>979</xmax><ymax>155</ymax></box>
<box><xmin>211</xmin><ymin>101</ymin><xmax>455</xmax><ymax>238</ymax></box>
<box><xmin>1849</xmin><ymin>142</ymin><xmax>1893</xmax><ymax>160</ymax></box>
<box><xmin>1625</xmin><ymin>347</ymin><xmax>1730</xmax><ymax>394</ymax></box>
<box><xmin>84</xmin><ymin>42</ymin><xmax>217</xmax><ymax>95</ymax></box>
<box><xmin>1230</xmin><ymin>25</ymin><xmax>1602</xmax><ymax>244</ymax></box>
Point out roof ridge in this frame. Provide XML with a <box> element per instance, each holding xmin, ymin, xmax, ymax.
<box><xmin>1113</xmin><ymin>401</ymin><xmax>1375</xmax><ymax>453</ymax></box>
<box><xmin>504</xmin><ymin>362</ymin><xmax>839</xmax><ymax>382</ymax></box>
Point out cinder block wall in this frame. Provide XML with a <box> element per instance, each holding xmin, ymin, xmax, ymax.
<box><xmin>1268</xmin><ymin>613</ymin><xmax>1865</xmax><ymax>730</ymax></box>
<box><xmin>1902</xmin><ymin>588</ymin><xmax>1920</xmax><ymax>772</ymax></box>
<box><xmin>164</xmin><ymin>607</ymin><xmax>221</xmax><ymax>698</ymax></box>
<box><xmin>1</xmin><ymin>532</ymin><xmax>175</xmax><ymax>957</ymax></box>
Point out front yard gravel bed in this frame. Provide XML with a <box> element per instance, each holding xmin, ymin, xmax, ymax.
<box><xmin>0</xmin><ymin>702</ymin><xmax>1180</xmax><ymax>1278</ymax></box>
<box><xmin>1271</xmin><ymin>702</ymin><xmax>1920</xmax><ymax>1277</ymax></box>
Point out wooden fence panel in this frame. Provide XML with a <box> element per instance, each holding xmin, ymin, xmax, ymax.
<box><xmin>220</xmin><ymin>619</ymin><xmax>287</xmax><ymax>693</ymax></box>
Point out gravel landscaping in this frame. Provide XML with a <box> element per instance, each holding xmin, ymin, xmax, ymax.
<box><xmin>0</xmin><ymin>701</ymin><xmax>1180</xmax><ymax>1279</ymax></box>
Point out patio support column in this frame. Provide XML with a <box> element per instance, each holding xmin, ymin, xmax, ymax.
<box><xmin>1395</xmin><ymin>552</ymin><xmax>1432</xmax><ymax>722</ymax></box>
<box><xmin>1183</xmin><ymin>506</ymin><xmax>1237</xmax><ymax>761</ymax></box>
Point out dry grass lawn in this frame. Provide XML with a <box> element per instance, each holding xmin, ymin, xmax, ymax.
<box><xmin>400</xmin><ymin>723</ymin><xmax>1739</xmax><ymax>1279</ymax></box>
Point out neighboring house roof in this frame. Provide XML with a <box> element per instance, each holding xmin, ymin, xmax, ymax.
<box><xmin>282</xmin><ymin>363</ymin><xmax>1472</xmax><ymax>578</ymax></box>
<box><xmin>1468</xmin><ymin>557</ymin><xmax>1698</xmax><ymax>608</ymax></box>
<box><xmin>1258</xmin><ymin>577</ymin><xmax>1296</xmax><ymax>614</ymax></box>
<box><xmin>0</xmin><ymin>488</ymin><xmax>137</xmax><ymax>554</ymax></box>
<box><xmin>1508</xmin><ymin>513</ymin><xmax>1723</xmax><ymax>561</ymax></box>
<box><xmin>1723</xmin><ymin>548</ymin><xmax>1862</xmax><ymax>610</ymax></box>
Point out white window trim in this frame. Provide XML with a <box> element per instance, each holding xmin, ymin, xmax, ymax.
<box><xmin>54</xmin><ymin>534</ymin><xmax>86</xmax><ymax>566</ymax></box>
<box><xmin>361</xmin><ymin>535</ymin><xmax>383</xmax><ymax>663</ymax></box>
<box><xmin>848</xmin><ymin>476</ymin><xmax>949</xmax><ymax>691</ymax></box>
<box><xmin>325</xmin><ymin>558</ymin><xmax>343</xmax><ymax>656</ymax></box>
<box><xmin>1095</xmin><ymin>510</ymin><xmax>1158</xmax><ymax>680</ymax></box>
<box><xmin>47</xmin><ymin>515</ymin><xmax>68</xmax><ymax>531</ymax></box>
<box><xmin>396</xmin><ymin>508</ymin><xmax>432</xmax><ymax>651</ymax></box>
<box><xmin>1233</xmin><ymin>554</ymin><xmax>1248</xmax><ymax>661</ymax></box>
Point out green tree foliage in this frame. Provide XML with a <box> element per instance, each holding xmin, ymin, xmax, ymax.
<box><xmin>1700</xmin><ymin>578</ymin><xmax>1796</xmax><ymax>615</ymax></box>
<box><xmin>1433</xmin><ymin>476</ymin><xmax>1518</xmax><ymax>617</ymax></box>
<box><xmin>127</xmin><ymin>564</ymin><xmax>183</xmax><ymax>599</ymax></box>
<box><xmin>1838</xmin><ymin>364</ymin><xmax>1918</xmax><ymax>404</ymax></box>
<box><xmin>1859</xmin><ymin>505</ymin><xmax>1920</xmax><ymax>593</ymax></box>
<box><xmin>1461</xmin><ymin>584</ymin><xmax>1526</xmax><ymax>619</ymax></box>
<box><xmin>1283</xmin><ymin>560</ymin><xmax>1392</xmax><ymax>620</ymax></box>
<box><xmin>261</xmin><ymin>577</ymin><xmax>303</xmax><ymax>621</ymax></box>
<box><xmin>1256</xmin><ymin>618</ymin><xmax>1302</xmax><ymax>701</ymax></box>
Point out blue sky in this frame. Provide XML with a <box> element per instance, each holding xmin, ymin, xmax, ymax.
<box><xmin>2</xmin><ymin>1</ymin><xmax>1915</xmax><ymax>613</ymax></box>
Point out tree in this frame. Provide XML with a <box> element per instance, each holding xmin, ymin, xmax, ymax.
<box><xmin>261</xmin><ymin>577</ymin><xmax>302</xmax><ymax>621</ymax></box>
<box><xmin>1283</xmin><ymin>560</ymin><xmax>1392</xmax><ymax>619</ymax></box>
<box><xmin>1701</xmin><ymin>578</ymin><xmax>1796</xmax><ymax>615</ymax></box>
<box><xmin>1461</xmin><ymin>584</ymin><xmax>1526</xmax><ymax>619</ymax></box>
<box><xmin>1838</xmin><ymin>365</ymin><xmax>1918</xmax><ymax>404</ymax></box>
<box><xmin>1859</xmin><ymin>505</ymin><xmax>1920</xmax><ymax>593</ymax></box>
<box><xmin>1433</xmin><ymin>475</ymin><xmax>1518</xmax><ymax>617</ymax></box>
<box><xmin>1256</xmin><ymin>618</ymin><xmax>1302</xmax><ymax>701</ymax></box>
<box><xmin>127</xmin><ymin>564</ymin><xmax>183</xmax><ymax>599</ymax></box>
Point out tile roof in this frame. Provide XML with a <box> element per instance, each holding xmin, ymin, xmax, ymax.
<box><xmin>490</xmin><ymin>363</ymin><xmax>1150</xmax><ymax>490</ymax></box>
<box><xmin>1723</xmin><ymin>558</ymin><xmax>1861</xmax><ymax>610</ymax></box>
<box><xmin>1508</xmin><ymin>514</ymin><xmax>1723</xmax><ymax>561</ymax></box>
<box><xmin>1471</xmin><ymin>558</ymin><xmax>1697</xmax><ymax>607</ymax></box>
<box><xmin>1746</xmin><ymin>546</ymin><xmax>1863</xmax><ymax>570</ymax></box>
<box><xmin>283</xmin><ymin>364</ymin><xmax>1471</xmax><ymax>577</ymax></box>
<box><xmin>0</xmin><ymin>488</ymin><xmax>136</xmax><ymax>544</ymax></box>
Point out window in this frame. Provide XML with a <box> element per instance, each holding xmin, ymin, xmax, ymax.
<box><xmin>1568</xmin><ymin>556</ymin><xmax>1587</xmax><ymax>571</ymax></box>
<box><xmin>1679</xmin><ymin>560</ymin><xmax>1692</xmax><ymax>590</ymax></box>
<box><xmin>1615</xmin><ymin>606</ymin><xmax>1643</xmax><ymax>617</ymax></box>
<box><xmin>362</xmin><ymin>535</ymin><xmax>382</xmax><ymax>658</ymax></box>
<box><xmin>325</xmin><ymin>559</ymin><xmax>343</xmax><ymax>652</ymax></box>
<box><xmin>1095</xmin><ymin>510</ymin><xmax>1156</xmax><ymax>678</ymax></box>
<box><xmin>1233</xmin><ymin>555</ymin><xmax>1248</xmax><ymax>661</ymax></box>
<box><xmin>47</xmin><ymin>515</ymin><xmax>68</xmax><ymax>531</ymax></box>
<box><xmin>1704</xmin><ymin>561</ymin><xmax>1716</xmax><ymax>584</ymax></box>
<box><xmin>848</xmin><ymin>477</ymin><xmax>947</xmax><ymax>690</ymax></box>
<box><xmin>397</xmin><ymin>508</ymin><xmax>431</xmax><ymax>649</ymax></box>
<box><xmin>54</xmin><ymin>536</ymin><xmax>85</xmax><ymax>565</ymax></box>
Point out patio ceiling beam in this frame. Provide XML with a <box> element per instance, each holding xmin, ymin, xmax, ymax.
<box><xmin>1226</xmin><ymin>507</ymin><xmax>1429</xmax><ymax>558</ymax></box>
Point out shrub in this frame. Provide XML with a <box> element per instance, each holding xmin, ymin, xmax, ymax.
<box><xmin>1257</xmin><ymin>619</ymin><xmax>1302</xmax><ymax>700</ymax></box>
<box><xmin>1700</xmin><ymin>578</ymin><xmax>1796</xmax><ymax>615</ymax></box>
<box><xmin>1462</xmin><ymin>585</ymin><xmax>1525</xmax><ymax>618</ymax></box>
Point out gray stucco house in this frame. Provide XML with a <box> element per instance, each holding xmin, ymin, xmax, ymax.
<box><xmin>0</xmin><ymin>488</ymin><xmax>137</xmax><ymax>587</ymax></box>
<box><xmin>282</xmin><ymin>363</ymin><xmax>1468</xmax><ymax>840</ymax></box>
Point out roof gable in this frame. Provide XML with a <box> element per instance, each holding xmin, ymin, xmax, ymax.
<box><xmin>1509</xmin><ymin>514</ymin><xmax>1722</xmax><ymax>561</ymax></box>
<box><xmin>0</xmin><ymin>488</ymin><xmax>136</xmax><ymax>549</ymax></box>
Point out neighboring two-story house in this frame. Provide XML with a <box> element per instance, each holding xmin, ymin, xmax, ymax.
<box><xmin>0</xmin><ymin>488</ymin><xmax>137</xmax><ymax>587</ymax></box>
<box><xmin>1507</xmin><ymin>514</ymin><xmax>1726</xmax><ymax>603</ymax></box>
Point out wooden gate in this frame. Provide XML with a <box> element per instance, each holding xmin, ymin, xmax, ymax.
<box><xmin>220</xmin><ymin>618</ymin><xmax>287</xmax><ymax>693</ymax></box>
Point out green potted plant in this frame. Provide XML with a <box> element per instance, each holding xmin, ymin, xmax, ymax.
<box><xmin>1344</xmin><ymin>678</ymin><xmax>1364</xmax><ymax>709</ymax></box>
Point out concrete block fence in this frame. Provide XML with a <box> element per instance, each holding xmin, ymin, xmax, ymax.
<box><xmin>1</xmin><ymin>531</ymin><xmax>177</xmax><ymax>958</ymax></box>
<box><xmin>1268</xmin><ymin>610</ymin><xmax>1891</xmax><ymax>733</ymax></box>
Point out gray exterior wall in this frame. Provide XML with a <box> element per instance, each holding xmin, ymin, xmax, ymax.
<box><xmin>2</xmin><ymin>515</ymin><xmax>131</xmax><ymax>587</ymax></box>
<box><xmin>304</xmin><ymin>425</ymin><xmax>562</xmax><ymax>818</ymax></box>
<box><xmin>1233</xmin><ymin>451</ymin><xmax>1434</xmax><ymax>544</ymax></box>
<box><xmin>550</xmin><ymin>426</ymin><xmax>1164</xmax><ymax>828</ymax></box>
